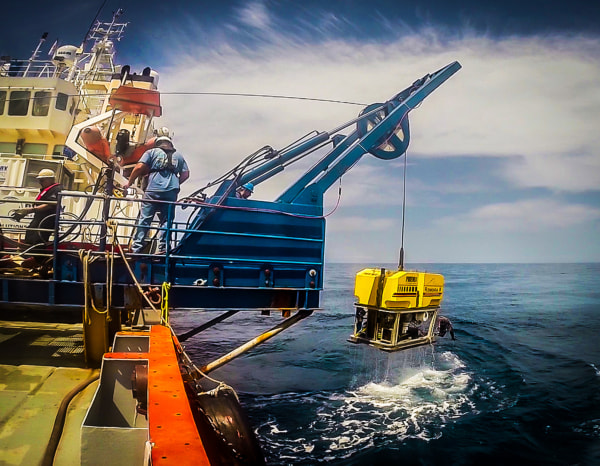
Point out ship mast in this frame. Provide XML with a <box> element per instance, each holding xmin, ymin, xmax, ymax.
<box><xmin>68</xmin><ymin>9</ymin><xmax>127</xmax><ymax>86</ymax></box>
<box><xmin>23</xmin><ymin>32</ymin><xmax>48</xmax><ymax>76</ymax></box>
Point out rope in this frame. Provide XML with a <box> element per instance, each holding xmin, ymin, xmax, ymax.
<box><xmin>161</xmin><ymin>282</ymin><xmax>171</xmax><ymax>324</ymax></box>
<box><xmin>177</xmin><ymin>347</ymin><xmax>234</xmax><ymax>397</ymax></box>
<box><xmin>78</xmin><ymin>249</ymin><xmax>109</xmax><ymax>325</ymax></box>
<box><xmin>104</xmin><ymin>220</ymin><xmax>232</xmax><ymax>393</ymax></box>
<box><xmin>105</xmin><ymin>220</ymin><xmax>159</xmax><ymax>313</ymax></box>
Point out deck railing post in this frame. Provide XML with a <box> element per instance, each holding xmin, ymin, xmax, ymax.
<box><xmin>52</xmin><ymin>194</ymin><xmax>62</xmax><ymax>277</ymax></box>
<box><xmin>164</xmin><ymin>200</ymin><xmax>173</xmax><ymax>282</ymax></box>
<box><xmin>99</xmin><ymin>164</ymin><xmax>115</xmax><ymax>252</ymax></box>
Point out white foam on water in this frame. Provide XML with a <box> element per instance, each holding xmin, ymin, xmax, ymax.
<box><xmin>254</xmin><ymin>351</ymin><xmax>486</xmax><ymax>463</ymax></box>
<box><xmin>269</xmin><ymin>424</ymin><xmax>288</xmax><ymax>434</ymax></box>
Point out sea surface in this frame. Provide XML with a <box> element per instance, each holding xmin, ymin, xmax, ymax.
<box><xmin>170</xmin><ymin>263</ymin><xmax>600</xmax><ymax>465</ymax></box>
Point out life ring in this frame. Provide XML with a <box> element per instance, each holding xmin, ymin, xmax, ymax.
<box><xmin>423</xmin><ymin>311</ymin><xmax>429</xmax><ymax>322</ymax></box>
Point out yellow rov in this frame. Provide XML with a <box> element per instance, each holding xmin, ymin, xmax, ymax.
<box><xmin>348</xmin><ymin>268</ymin><xmax>445</xmax><ymax>351</ymax></box>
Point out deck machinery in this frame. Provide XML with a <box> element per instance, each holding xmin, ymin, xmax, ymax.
<box><xmin>0</xmin><ymin>61</ymin><xmax>461</xmax><ymax>362</ymax></box>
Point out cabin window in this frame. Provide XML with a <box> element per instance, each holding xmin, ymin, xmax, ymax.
<box><xmin>56</xmin><ymin>92</ymin><xmax>68</xmax><ymax>111</ymax></box>
<box><xmin>32</xmin><ymin>91</ymin><xmax>52</xmax><ymax>116</ymax></box>
<box><xmin>52</xmin><ymin>144</ymin><xmax>65</xmax><ymax>156</ymax></box>
<box><xmin>22</xmin><ymin>143</ymin><xmax>48</xmax><ymax>155</ymax></box>
<box><xmin>0</xmin><ymin>142</ymin><xmax>16</xmax><ymax>154</ymax></box>
<box><xmin>8</xmin><ymin>90</ymin><xmax>30</xmax><ymax>115</ymax></box>
<box><xmin>60</xmin><ymin>169</ymin><xmax>73</xmax><ymax>190</ymax></box>
<box><xmin>25</xmin><ymin>160</ymin><xmax>58</xmax><ymax>188</ymax></box>
<box><xmin>0</xmin><ymin>91</ymin><xmax>6</xmax><ymax>115</ymax></box>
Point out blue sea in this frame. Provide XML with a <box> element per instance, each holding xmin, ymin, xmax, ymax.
<box><xmin>171</xmin><ymin>263</ymin><xmax>600</xmax><ymax>465</ymax></box>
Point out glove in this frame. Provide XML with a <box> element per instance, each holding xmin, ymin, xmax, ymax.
<box><xmin>11</xmin><ymin>209</ymin><xmax>29</xmax><ymax>221</ymax></box>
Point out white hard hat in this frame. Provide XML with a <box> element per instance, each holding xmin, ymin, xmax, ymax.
<box><xmin>155</xmin><ymin>136</ymin><xmax>173</xmax><ymax>147</ymax></box>
<box><xmin>36</xmin><ymin>169</ymin><xmax>55</xmax><ymax>179</ymax></box>
<box><xmin>156</xmin><ymin>126</ymin><xmax>170</xmax><ymax>137</ymax></box>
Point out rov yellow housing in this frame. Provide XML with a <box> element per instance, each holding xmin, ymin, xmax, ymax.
<box><xmin>354</xmin><ymin>268</ymin><xmax>444</xmax><ymax>310</ymax></box>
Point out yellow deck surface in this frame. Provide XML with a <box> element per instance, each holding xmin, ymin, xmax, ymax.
<box><xmin>0</xmin><ymin>321</ymin><xmax>97</xmax><ymax>466</ymax></box>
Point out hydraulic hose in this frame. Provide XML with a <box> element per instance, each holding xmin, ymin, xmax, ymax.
<box><xmin>41</xmin><ymin>372</ymin><xmax>100</xmax><ymax>466</ymax></box>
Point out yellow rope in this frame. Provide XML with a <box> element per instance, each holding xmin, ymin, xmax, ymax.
<box><xmin>79</xmin><ymin>249</ymin><xmax>92</xmax><ymax>325</ymax></box>
<box><xmin>104</xmin><ymin>220</ymin><xmax>230</xmax><ymax>391</ymax></box>
<box><xmin>161</xmin><ymin>282</ymin><xmax>171</xmax><ymax>324</ymax></box>
<box><xmin>78</xmin><ymin>249</ymin><xmax>109</xmax><ymax>324</ymax></box>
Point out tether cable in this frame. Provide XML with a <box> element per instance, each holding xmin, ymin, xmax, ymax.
<box><xmin>398</xmin><ymin>149</ymin><xmax>408</xmax><ymax>270</ymax></box>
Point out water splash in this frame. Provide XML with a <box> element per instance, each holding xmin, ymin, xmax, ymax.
<box><xmin>252</xmin><ymin>350</ymin><xmax>483</xmax><ymax>464</ymax></box>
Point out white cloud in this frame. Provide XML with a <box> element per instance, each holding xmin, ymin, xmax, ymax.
<box><xmin>435</xmin><ymin>198</ymin><xmax>600</xmax><ymax>233</ymax></box>
<box><xmin>502</xmin><ymin>153</ymin><xmax>600</xmax><ymax>192</ymax></box>
<box><xmin>236</xmin><ymin>1</ymin><xmax>272</xmax><ymax>30</ymax></box>
<box><xmin>148</xmin><ymin>10</ymin><xmax>600</xmax><ymax>262</ymax></box>
<box><xmin>157</xmin><ymin>30</ymin><xmax>600</xmax><ymax>198</ymax></box>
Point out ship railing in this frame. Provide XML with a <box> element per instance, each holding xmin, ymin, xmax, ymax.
<box><xmin>52</xmin><ymin>192</ymin><xmax>323</xmax><ymax>259</ymax></box>
<box><xmin>53</xmin><ymin>192</ymin><xmax>324</xmax><ymax>291</ymax></box>
<box><xmin>0</xmin><ymin>193</ymin><xmax>137</xmax><ymax>262</ymax></box>
<box><xmin>0</xmin><ymin>60</ymin><xmax>70</xmax><ymax>79</ymax></box>
<box><xmin>0</xmin><ymin>190</ymin><xmax>324</xmax><ymax>289</ymax></box>
<box><xmin>1</xmin><ymin>59</ymin><xmax>115</xmax><ymax>84</ymax></box>
<box><xmin>0</xmin><ymin>197</ymin><xmax>69</xmax><ymax>264</ymax></box>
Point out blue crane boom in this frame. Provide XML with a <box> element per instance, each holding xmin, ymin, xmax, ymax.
<box><xmin>0</xmin><ymin>61</ymin><xmax>461</xmax><ymax>316</ymax></box>
<box><xmin>228</xmin><ymin>61</ymin><xmax>462</xmax><ymax>206</ymax></box>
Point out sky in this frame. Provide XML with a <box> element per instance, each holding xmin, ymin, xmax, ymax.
<box><xmin>2</xmin><ymin>1</ymin><xmax>600</xmax><ymax>263</ymax></box>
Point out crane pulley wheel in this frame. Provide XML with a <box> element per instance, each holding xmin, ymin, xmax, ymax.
<box><xmin>357</xmin><ymin>103</ymin><xmax>410</xmax><ymax>160</ymax></box>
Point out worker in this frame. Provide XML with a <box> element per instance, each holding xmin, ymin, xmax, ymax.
<box><xmin>236</xmin><ymin>182</ymin><xmax>254</xmax><ymax>199</ymax></box>
<box><xmin>11</xmin><ymin>169</ymin><xmax>62</xmax><ymax>266</ymax></box>
<box><xmin>124</xmin><ymin>136</ymin><xmax>189</xmax><ymax>253</ymax></box>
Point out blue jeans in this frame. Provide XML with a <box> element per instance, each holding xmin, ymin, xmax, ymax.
<box><xmin>132</xmin><ymin>190</ymin><xmax>178</xmax><ymax>253</ymax></box>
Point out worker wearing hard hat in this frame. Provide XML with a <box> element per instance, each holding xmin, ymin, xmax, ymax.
<box><xmin>10</xmin><ymin>168</ymin><xmax>62</xmax><ymax>266</ymax></box>
<box><xmin>236</xmin><ymin>182</ymin><xmax>254</xmax><ymax>199</ymax></box>
<box><xmin>124</xmin><ymin>136</ymin><xmax>189</xmax><ymax>254</ymax></box>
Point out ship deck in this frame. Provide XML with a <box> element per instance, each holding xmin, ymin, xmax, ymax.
<box><xmin>0</xmin><ymin>321</ymin><xmax>98</xmax><ymax>466</ymax></box>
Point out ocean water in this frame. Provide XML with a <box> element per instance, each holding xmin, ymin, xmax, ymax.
<box><xmin>170</xmin><ymin>263</ymin><xmax>600</xmax><ymax>465</ymax></box>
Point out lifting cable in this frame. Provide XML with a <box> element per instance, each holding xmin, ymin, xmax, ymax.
<box><xmin>398</xmin><ymin>149</ymin><xmax>408</xmax><ymax>271</ymax></box>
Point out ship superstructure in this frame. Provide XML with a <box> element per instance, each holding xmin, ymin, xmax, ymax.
<box><xmin>0</xmin><ymin>9</ymin><xmax>157</xmax><ymax>241</ymax></box>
